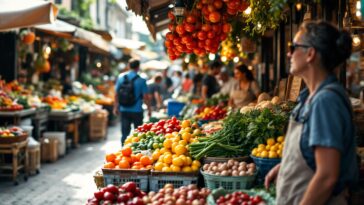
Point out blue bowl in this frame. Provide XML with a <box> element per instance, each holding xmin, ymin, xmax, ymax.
<box><xmin>250</xmin><ymin>155</ymin><xmax>281</xmax><ymax>178</ymax></box>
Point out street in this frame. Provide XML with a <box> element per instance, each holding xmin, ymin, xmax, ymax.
<box><xmin>0</xmin><ymin>124</ymin><xmax>122</xmax><ymax>205</ymax></box>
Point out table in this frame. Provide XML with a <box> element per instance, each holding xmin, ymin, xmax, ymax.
<box><xmin>0</xmin><ymin>139</ymin><xmax>29</xmax><ymax>185</ymax></box>
<box><xmin>31</xmin><ymin>106</ymin><xmax>50</xmax><ymax>140</ymax></box>
<box><xmin>0</xmin><ymin>108</ymin><xmax>36</xmax><ymax>125</ymax></box>
<box><xmin>48</xmin><ymin>111</ymin><xmax>82</xmax><ymax>148</ymax></box>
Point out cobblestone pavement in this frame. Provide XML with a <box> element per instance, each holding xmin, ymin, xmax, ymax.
<box><xmin>0</xmin><ymin>123</ymin><xmax>122</xmax><ymax>205</ymax></box>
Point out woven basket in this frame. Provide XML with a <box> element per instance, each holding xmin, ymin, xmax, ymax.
<box><xmin>0</xmin><ymin>133</ymin><xmax>28</xmax><ymax>144</ymax></box>
<box><xmin>94</xmin><ymin>170</ymin><xmax>104</xmax><ymax>189</ymax></box>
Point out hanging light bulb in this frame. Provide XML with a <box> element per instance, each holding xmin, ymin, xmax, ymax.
<box><xmin>221</xmin><ymin>56</ymin><xmax>227</xmax><ymax>62</ymax></box>
<box><xmin>208</xmin><ymin>53</ymin><xmax>216</xmax><ymax>61</ymax></box>
<box><xmin>244</xmin><ymin>7</ymin><xmax>252</xmax><ymax>15</ymax></box>
<box><xmin>296</xmin><ymin>2</ymin><xmax>303</xmax><ymax>11</ymax></box>
<box><xmin>174</xmin><ymin>0</ymin><xmax>185</xmax><ymax>18</ymax></box>
<box><xmin>184</xmin><ymin>56</ymin><xmax>190</xmax><ymax>63</ymax></box>
<box><xmin>353</xmin><ymin>34</ymin><xmax>361</xmax><ymax>47</ymax></box>
<box><xmin>233</xmin><ymin>57</ymin><xmax>239</xmax><ymax>63</ymax></box>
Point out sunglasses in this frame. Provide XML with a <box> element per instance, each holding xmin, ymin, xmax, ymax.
<box><xmin>288</xmin><ymin>42</ymin><xmax>311</xmax><ymax>54</ymax></box>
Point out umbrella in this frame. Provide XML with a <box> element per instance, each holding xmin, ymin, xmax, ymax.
<box><xmin>0</xmin><ymin>0</ymin><xmax>58</xmax><ymax>31</ymax></box>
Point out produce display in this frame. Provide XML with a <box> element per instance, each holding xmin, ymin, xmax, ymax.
<box><xmin>189</xmin><ymin>108</ymin><xmax>289</xmax><ymax>159</ymax></box>
<box><xmin>87</xmin><ymin>182</ymin><xmax>147</xmax><ymax>205</ymax></box>
<box><xmin>42</xmin><ymin>95</ymin><xmax>80</xmax><ymax>111</ymax></box>
<box><xmin>195</xmin><ymin>106</ymin><xmax>227</xmax><ymax>121</ymax></box>
<box><xmin>165</xmin><ymin>0</ymin><xmax>250</xmax><ymax>60</ymax></box>
<box><xmin>251</xmin><ymin>137</ymin><xmax>285</xmax><ymax>158</ymax></box>
<box><xmin>134</xmin><ymin>117</ymin><xmax>181</xmax><ymax>135</ymax></box>
<box><xmin>0</xmin><ymin>91</ymin><xmax>24</xmax><ymax>111</ymax></box>
<box><xmin>215</xmin><ymin>191</ymin><xmax>265</xmax><ymax>205</ymax></box>
<box><xmin>103</xmin><ymin>147</ymin><xmax>153</xmax><ymax>170</ymax></box>
<box><xmin>202</xmin><ymin>160</ymin><xmax>256</xmax><ymax>177</ymax></box>
<box><xmin>128</xmin><ymin>132</ymin><xmax>165</xmax><ymax>152</ymax></box>
<box><xmin>147</xmin><ymin>184</ymin><xmax>211</xmax><ymax>205</ymax></box>
<box><xmin>0</xmin><ymin>127</ymin><xmax>25</xmax><ymax>137</ymax></box>
<box><xmin>153</xmin><ymin>120</ymin><xmax>203</xmax><ymax>172</ymax></box>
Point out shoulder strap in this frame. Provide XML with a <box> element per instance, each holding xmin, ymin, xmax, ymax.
<box><xmin>131</xmin><ymin>74</ymin><xmax>139</xmax><ymax>82</ymax></box>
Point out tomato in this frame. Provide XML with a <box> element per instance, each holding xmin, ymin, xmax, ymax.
<box><xmin>197</xmin><ymin>31</ymin><xmax>207</xmax><ymax>40</ymax></box>
<box><xmin>205</xmin><ymin>39</ymin><xmax>213</xmax><ymax>46</ymax></box>
<box><xmin>212</xmin><ymin>24</ymin><xmax>221</xmax><ymax>33</ymax></box>
<box><xmin>122</xmin><ymin>182</ymin><xmax>137</xmax><ymax>193</ymax></box>
<box><xmin>186</xmin><ymin>41</ymin><xmax>197</xmax><ymax>49</ymax></box>
<box><xmin>202</xmin><ymin>0</ymin><xmax>211</xmax><ymax>4</ymax></box>
<box><xmin>202</xmin><ymin>6</ymin><xmax>209</xmax><ymax>15</ymax></box>
<box><xmin>213</xmin><ymin>0</ymin><xmax>223</xmax><ymax>9</ymax></box>
<box><xmin>239</xmin><ymin>1</ymin><xmax>250</xmax><ymax>12</ymax></box>
<box><xmin>252</xmin><ymin>196</ymin><xmax>263</xmax><ymax>204</ymax></box>
<box><xmin>198</xmin><ymin>41</ymin><xmax>205</xmax><ymax>48</ymax></box>
<box><xmin>227</xmin><ymin>8</ymin><xmax>238</xmax><ymax>15</ymax></box>
<box><xmin>168</xmin><ymin>10</ymin><xmax>175</xmax><ymax>20</ymax></box>
<box><xmin>227</xmin><ymin>0</ymin><xmax>240</xmax><ymax>10</ymax></box>
<box><xmin>207</xmin><ymin>4</ymin><xmax>215</xmax><ymax>12</ymax></box>
<box><xmin>220</xmin><ymin>33</ymin><xmax>227</xmax><ymax>41</ymax></box>
<box><xmin>184</xmin><ymin>23</ymin><xmax>195</xmax><ymax>33</ymax></box>
<box><xmin>173</xmin><ymin>37</ymin><xmax>181</xmax><ymax>46</ymax></box>
<box><xmin>222</xmin><ymin>23</ymin><xmax>232</xmax><ymax>33</ymax></box>
<box><xmin>169</xmin><ymin>55</ymin><xmax>177</xmax><ymax>60</ymax></box>
<box><xmin>166</xmin><ymin>32</ymin><xmax>173</xmax><ymax>40</ymax></box>
<box><xmin>176</xmin><ymin>24</ymin><xmax>185</xmax><ymax>35</ymax></box>
<box><xmin>186</xmin><ymin>15</ymin><xmax>197</xmax><ymax>23</ymax></box>
<box><xmin>94</xmin><ymin>191</ymin><xmax>104</xmax><ymax>200</ymax></box>
<box><xmin>201</xmin><ymin>24</ymin><xmax>211</xmax><ymax>31</ymax></box>
<box><xmin>207</xmin><ymin>31</ymin><xmax>215</xmax><ymax>39</ymax></box>
<box><xmin>181</xmin><ymin>36</ymin><xmax>192</xmax><ymax>44</ymax></box>
<box><xmin>168</xmin><ymin>23</ymin><xmax>175</xmax><ymax>32</ymax></box>
<box><xmin>209</xmin><ymin>11</ymin><xmax>221</xmax><ymax>23</ymax></box>
<box><xmin>117</xmin><ymin>194</ymin><xmax>130</xmax><ymax>203</ymax></box>
<box><xmin>106</xmin><ymin>184</ymin><xmax>119</xmax><ymax>194</ymax></box>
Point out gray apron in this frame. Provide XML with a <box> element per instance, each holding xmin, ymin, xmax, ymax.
<box><xmin>276</xmin><ymin>117</ymin><xmax>348</xmax><ymax>205</ymax></box>
<box><xmin>230</xmin><ymin>82</ymin><xmax>256</xmax><ymax>108</ymax></box>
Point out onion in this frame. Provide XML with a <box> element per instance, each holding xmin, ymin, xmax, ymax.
<box><xmin>210</xmin><ymin>162</ymin><xmax>217</xmax><ymax>167</ymax></box>
<box><xmin>232</xmin><ymin>165</ymin><xmax>238</xmax><ymax>170</ymax></box>
<box><xmin>203</xmin><ymin>164</ymin><xmax>209</xmax><ymax>171</ymax></box>
<box><xmin>239</xmin><ymin>171</ymin><xmax>246</xmax><ymax>176</ymax></box>
<box><xmin>232</xmin><ymin>170</ymin><xmax>239</xmax><ymax>176</ymax></box>
<box><xmin>192</xmin><ymin>199</ymin><xmax>201</xmax><ymax>205</ymax></box>
<box><xmin>148</xmin><ymin>191</ymin><xmax>156</xmax><ymax>198</ymax></box>
<box><xmin>221</xmin><ymin>170</ymin><xmax>228</xmax><ymax>176</ymax></box>
<box><xmin>164</xmin><ymin>184</ymin><xmax>174</xmax><ymax>189</ymax></box>
<box><xmin>165</xmin><ymin>188</ymin><xmax>174</xmax><ymax>195</ymax></box>
<box><xmin>234</xmin><ymin>161</ymin><xmax>239</xmax><ymax>166</ymax></box>
<box><xmin>212</xmin><ymin>166</ymin><xmax>217</xmax><ymax>172</ymax></box>
<box><xmin>143</xmin><ymin>196</ymin><xmax>151</xmax><ymax>203</ymax></box>
<box><xmin>239</xmin><ymin>162</ymin><xmax>247</xmax><ymax>167</ymax></box>
<box><xmin>176</xmin><ymin>198</ymin><xmax>186</xmax><ymax>205</ymax></box>
<box><xmin>219</xmin><ymin>164</ymin><xmax>227</xmax><ymax>172</ymax></box>
<box><xmin>188</xmin><ymin>184</ymin><xmax>198</xmax><ymax>190</ymax></box>
<box><xmin>227</xmin><ymin>159</ymin><xmax>235</xmax><ymax>167</ymax></box>
<box><xmin>248</xmin><ymin>163</ymin><xmax>256</xmax><ymax>169</ymax></box>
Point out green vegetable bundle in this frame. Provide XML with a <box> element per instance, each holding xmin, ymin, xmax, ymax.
<box><xmin>189</xmin><ymin>107</ymin><xmax>289</xmax><ymax>160</ymax></box>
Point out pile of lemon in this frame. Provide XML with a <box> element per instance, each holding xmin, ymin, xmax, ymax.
<box><xmin>251</xmin><ymin>136</ymin><xmax>285</xmax><ymax>159</ymax></box>
<box><xmin>152</xmin><ymin>120</ymin><xmax>202</xmax><ymax>172</ymax></box>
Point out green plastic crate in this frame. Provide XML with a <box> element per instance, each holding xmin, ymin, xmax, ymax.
<box><xmin>149</xmin><ymin>171</ymin><xmax>198</xmax><ymax>192</ymax></box>
<box><xmin>201</xmin><ymin>170</ymin><xmax>257</xmax><ymax>191</ymax></box>
<box><xmin>102</xmin><ymin>168</ymin><xmax>149</xmax><ymax>191</ymax></box>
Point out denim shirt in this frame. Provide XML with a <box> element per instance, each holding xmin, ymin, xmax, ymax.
<box><xmin>291</xmin><ymin>74</ymin><xmax>358</xmax><ymax>195</ymax></box>
<box><xmin>115</xmin><ymin>71</ymin><xmax>148</xmax><ymax>113</ymax></box>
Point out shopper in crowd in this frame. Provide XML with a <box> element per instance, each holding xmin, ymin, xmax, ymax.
<box><xmin>202</xmin><ymin>61</ymin><xmax>222</xmax><ymax>100</ymax></box>
<box><xmin>161</xmin><ymin>68</ymin><xmax>173</xmax><ymax>99</ymax></box>
<box><xmin>264</xmin><ymin>21</ymin><xmax>358</xmax><ymax>205</ymax></box>
<box><xmin>192</xmin><ymin>71</ymin><xmax>204</xmax><ymax>96</ymax></box>
<box><xmin>182</xmin><ymin>73</ymin><xmax>193</xmax><ymax>93</ymax></box>
<box><xmin>218</xmin><ymin>69</ymin><xmax>237</xmax><ymax>97</ymax></box>
<box><xmin>228</xmin><ymin>64</ymin><xmax>260</xmax><ymax>108</ymax></box>
<box><xmin>148</xmin><ymin>74</ymin><xmax>163</xmax><ymax>111</ymax></box>
<box><xmin>113</xmin><ymin>58</ymin><xmax>151</xmax><ymax>146</ymax></box>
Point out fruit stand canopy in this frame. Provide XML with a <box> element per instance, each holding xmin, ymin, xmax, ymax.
<box><xmin>0</xmin><ymin>0</ymin><xmax>58</xmax><ymax>31</ymax></box>
<box><xmin>126</xmin><ymin>0</ymin><xmax>171</xmax><ymax>40</ymax></box>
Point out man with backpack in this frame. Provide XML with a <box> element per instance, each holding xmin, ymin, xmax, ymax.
<box><xmin>113</xmin><ymin>59</ymin><xmax>151</xmax><ymax>145</ymax></box>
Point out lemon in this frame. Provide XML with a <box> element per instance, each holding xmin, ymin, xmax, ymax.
<box><xmin>172</xmin><ymin>157</ymin><xmax>184</xmax><ymax>167</ymax></box>
<box><xmin>154</xmin><ymin>162</ymin><xmax>163</xmax><ymax>171</ymax></box>
<box><xmin>171</xmin><ymin>165</ymin><xmax>181</xmax><ymax>172</ymax></box>
<box><xmin>182</xmin><ymin>166</ymin><xmax>193</xmax><ymax>172</ymax></box>
<box><xmin>257</xmin><ymin>147</ymin><xmax>265</xmax><ymax>153</ymax></box>
<box><xmin>179</xmin><ymin>140</ymin><xmax>188</xmax><ymax>146</ymax></box>
<box><xmin>191</xmin><ymin>165</ymin><xmax>199</xmax><ymax>172</ymax></box>
<box><xmin>258</xmin><ymin>144</ymin><xmax>265</xmax><ymax>149</ymax></box>
<box><xmin>182</xmin><ymin>133</ymin><xmax>191</xmax><ymax>142</ymax></box>
<box><xmin>267</xmin><ymin>138</ymin><xmax>275</xmax><ymax>146</ymax></box>
<box><xmin>261</xmin><ymin>151</ymin><xmax>269</xmax><ymax>158</ymax></box>
<box><xmin>265</xmin><ymin>145</ymin><xmax>271</xmax><ymax>150</ymax></box>
<box><xmin>270</xmin><ymin>145</ymin><xmax>278</xmax><ymax>152</ymax></box>
<box><xmin>181</xmin><ymin>120</ymin><xmax>191</xmax><ymax>128</ymax></box>
<box><xmin>277</xmin><ymin>136</ymin><xmax>285</xmax><ymax>143</ymax></box>
<box><xmin>251</xmin><ymin>148</ymin><xmax>258</xmax><ymax>156</ymax></box>
<box><xmin>163</xmin><ymin>139</ymin><xmax>173</xmax><ymax>149</ymax></box>
<box><xmin>175</xmin><ymin>145</ymin><xmax>187</xmax><ymax>155</ymax></box>
<box><xmin>164</xmin><ymin>154</ymin><xmax>173</xmax><ymax>164</ymax></box>
<box><xmin>162</xmin><ymin>166</ymin><xmax>172</xmax><ymax>172</ymax></box>
<box><xmin>269</xmin><ymin>151</ymin><xmax>278</xmax><ymax>158</ymax></box>
<box><xmin>192</xmin><ymin>160</ymin><xmax>201</xmax><ymax>167</ymax></box>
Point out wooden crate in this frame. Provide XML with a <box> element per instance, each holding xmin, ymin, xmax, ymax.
<box><xmin>89</xmin><ymin>110</ymin><xmax>108</xmax><ymax>141</ymax></box>
<box><xmin>40</xmin><ymin>138</ymin><xmax>58</xmax><ymax>163</ymax></box>
<box><xmin>28</xmin><ymin>145</ymin><xmax>40</xmax><ymax>175</ymax></box>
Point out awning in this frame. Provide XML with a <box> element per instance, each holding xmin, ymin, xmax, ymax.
<box><xmin>112</xmin><ymin>38</ymin><xmax>146</xmax><ymax>50</ymax></box>
<box><xmin>74</xmin><ymin>28</ymin><xmax>111</xmax><ymax>54</ymax></box>
<box><xmin>0</xmin><ymin>0</ymin><xmax>58</xmax><ymax>31</ymax></box>
<box><xmin>132</xmin><ymin>50</ymin><xmax>159</xmax><ymax>61</ymax></box>
<box><xmin>141</xmin><ymin>60</ymin><xmax>170</xmax><ymax>70</ymax></box>
<box><xmin>35</xmin><ymin>20</ymin><xmax>76</xmax><ymax>39</ymax></box>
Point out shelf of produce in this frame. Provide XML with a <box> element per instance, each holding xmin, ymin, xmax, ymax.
<box><xmin>48</xmin><ymin>111</ymin><xmax>82</xmax><ymax>148</ymax></box>
<box><xmin>0</xmin><ymin>108</ymin><xmax>36</xmax><ymax>125</ymax></box>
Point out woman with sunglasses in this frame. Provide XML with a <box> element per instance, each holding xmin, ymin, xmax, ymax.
<box><xmin>264</xmin><ymin>21</ymin><xmax>358</xmax><ymax>205</ymax></box>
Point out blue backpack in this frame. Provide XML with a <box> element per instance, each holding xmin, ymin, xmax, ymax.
<box><xmin>117</xmin><ymin>75</ymin><xmax>140</xmax><ymax>107</ymax></box>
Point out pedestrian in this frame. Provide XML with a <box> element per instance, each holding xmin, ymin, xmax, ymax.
<box><xmin>201</xmin><ymin>61</ymin><xmax>222</xmax><ymax>100</ymax></box>
<box><xmin>148</xmin><ymin>74</ymin><xmax>163</xmax><ymax>111</ymax></box>
<box><xmin>228</xmin><ymin>64</ymin><xmax>260</xmax><ymax>108</ymax></box>
<box><xmin>182</xmin><ymin>73</ymin><xmax>193</xmax><ymax>93</ymax></box>
<box><xmin>113</xmin><ymin>59</ymin><xmax>152</xmax><ymax>146</ymax></box>
<box><xmin>161</xmin><ymin>68</ymin><xmax>173</xmax><ymax>100</ymax></box>
<box><xmin>218</xmin><ymin>69</ymin><xmax>237</xmax><ymax>97</ymax></box>
<box><xmin>264</xmin><ymin>21</ymin><xmax>358</xmax><ymax>205</ymax></box>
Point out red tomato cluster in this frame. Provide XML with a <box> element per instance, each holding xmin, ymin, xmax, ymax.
<box><xmin>136</xmin><ymin>117</ymin><xmax>181</xmax><ymax>135</ymax></box>
<box><xmin>165</xmin><ymin>0</ymin><xmax>250</xmax><ymax>60</ymax></box>
<box><xmin>216</xmin><ymin>191</ymin><xmax>264</xmax><ymax>205</ymax></box>
<box><xmin>196</xmin><ymin>106</ymin><xmax>227</xmax><ymax>121</ymax></box>
<box><xmin>87</xmin><ymin>182</ymin><xmax>147</xmax><ymax>205</ymax></box>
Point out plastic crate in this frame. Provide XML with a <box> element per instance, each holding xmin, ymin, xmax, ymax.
<box><xmin>167</xmin><ymin>101</ymin><xmax>186</xmax><ymax>117</ymax></box>
<box><xmin>102</xmin><ymin>168</ymin><xmax>149</xmax><ymax>191</ymax></box>
<box><xmin>250</xmin><ymin>155</ymin><xmax>281</xmax><ymax>178</ymax></box>
<box><xmin>149</xmin><ymin>171</ymin><xmax>198</xmax><ymax>192</ymax></box>
<box><xmin>201</xmin><ymin>170</ymin><xmax>256</xmax><ymax>191</ymax></box>
<box><xmin>207</xmin><ymin>188</ymin><xmax>276</xmax><ymax>205</ymax></box>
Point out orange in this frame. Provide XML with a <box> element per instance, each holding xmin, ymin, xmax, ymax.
<box><xmin>165</xmin><ymin>133</ymin><xmax>173</xmax><ymax>139</ymax></box>
<box><xmin>121</xmin><ymin>147</ymin><xmax>132</xmax><ymax>157</ymax></box>
<box><xmin>134</xmin><ymin>153</ymin><xmax>143</xmax><ymax>161</ymax></box>
<box><xmin>105</xmin><ymin>153</ymin><xmax>116</xmax><ymax>163</ymax></box>
<box><xmin>123</xmin><ymin>156</ymin><xmax>133</xmax><ymax>163</ymax></box>
<box><xmin>178</xmin><ymin>140</ymin><xmax>188</xmax><ymax>146</ymax></box>
<box><xmin>146</xmin><ymin>165</ymin><xmax>153</xmax><ymax>169</ymax></box>
<box><xmin>132</xmin><ymin>137</ymin><xmax>140</xmax><ymax>143</ymax></box>
<box><xmin>182</xmin><ymin>166</ymin><xmax>192</xmax><ymax>172</ymax></box>
<box><xmin>131</xmin><ymin>154</ymin><xmax>139</xmax><ymax>163</ymax></box>
<box><xmin>163</xmin><ymin>154</ymin><xmax>173</xmax><ymax>164</ymax></box>
<box><xmin>162</xmin><ymin>167</ymin><xmax>172</xmax><ymax>172</ymax></box>
<box><xmin>171</xmin><ymin>142</ymin><xmax>179</xmax><ymax>153</ymax></box>
<box><xmin>152</xmin><ymin>151</ymin><xmax>161</xmax><ymax>161</ymax></box>
<box><xmin>140</xmin><ymin>156</ymin><xmax>152</xmax><ymax>166</ymax></box>
<box><xmin>119</xmin><ymin>160</ymin><xmax>130</xmax><ymax>169</ymax></box>
<box><xmin>191</xmin><ymin>165</ymin><xmax>199</xmax><ymax>172</ymax></box>
<box><xmin>154</xmin><ymin>162</ymin><xmax>164</xmax><ymax>171</ymax></box>
<box><xmin>114</xmin><ymin>156</ymin><xmax>122</xmax><ymax>165</ymax></box>
<box><xmin>182</xmin><ymin>133</ymin><xmax>191</xmax><ymax>142</ymax></box>
<box><xmin>171</xmin><ymin>165</ymin><xmax>181</xmax><ymax>172</ymax></box>
<box><xmin>184</xmin><ymin>156</ymin><xmax>192</xmax><ymax>166</ymax></box>
<box><xmin>103</xmin><ymin>162</ymin><xmax>115</xmax><ymax>169</ymax></box>
<box><xmin>131</xmin><ymin>165</ymin><xmax>142</xmax><ymax>170</ymax></box>
<box><xmin>181</xmin><ymin>120</ymin><xmax>191</xmax><ymax>128</ymax></box>
<box><xmin>133</xmin><ymin>162</ymin><xmax>142</xmax><ymax>166</ymax></box>
<box><xmin>192</xmin><ymin>160</ymin><xmax>201</xmax><ymax>167</ymax></box>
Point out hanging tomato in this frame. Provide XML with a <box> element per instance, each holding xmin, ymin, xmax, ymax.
<box><xmin>21</xmin><ymin>30</ymin><xmax>35</xmax><ymax>45</ymax></box>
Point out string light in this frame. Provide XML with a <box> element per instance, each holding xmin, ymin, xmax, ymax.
<box><xmin>208</xmin><ymin>53</ymin><xmax>216</xmax><ymax>61</ymax></box>
<box><xmin>244</xmin><ymin>7</ymin><xmax>252</xmax><ymax>15</ymax></box>
<box><xmin>296</xmin><ymin>3</ymin><xmax>302</xmax><ymax>11</ymax></box>
<box><xmin>353</xmin><ymin>35</ymin><xmax>361</xmax><ymax>47</ymax></box>
<box><xmin>221</xmin><ymin>56</ymin><xmax>227</xmax><ymax>62</ymax></box>
<box><xmin>96</xmin><ymin>62</ymin><xmax>102</xmax><ymax>68</ymax></box>
<box><xmin>233</xmin><ymin>57</ymin><xmax>239</xmax><ymax>63</ymax></box>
